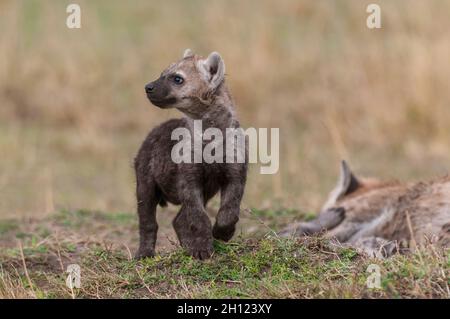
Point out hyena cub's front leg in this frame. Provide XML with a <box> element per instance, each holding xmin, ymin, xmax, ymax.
<box><xmin>173</xmin><ymin>193</ymin><xmax>213</xmax><ymax>260</ymax></box>
<box><xmin>213</xmin><ymin>171</ymin><xmax>246</xmax><ymax>241</ymax></box>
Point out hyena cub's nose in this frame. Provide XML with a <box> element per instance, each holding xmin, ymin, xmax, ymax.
<box><xmin>145</xmin><ymin>82</ymin><xmax>155</xmax><ymax>94</ymax></box>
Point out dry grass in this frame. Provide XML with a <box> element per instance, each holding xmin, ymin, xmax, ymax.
<box><xmin>0</xmin><ymin>210</ymin><xmax>448</xmax><ymax>299</ymax></box>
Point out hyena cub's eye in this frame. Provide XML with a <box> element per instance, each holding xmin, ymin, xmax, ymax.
<box><xmin>173</xmin><ymin>75</ymin><xmax>184</xmax><ymax>85</ymax></box>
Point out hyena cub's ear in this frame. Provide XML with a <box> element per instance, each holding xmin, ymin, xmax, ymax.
<box><xmin>183</xmin><ymin>48</ymin><xmax>194</xmax><ymax>58</ymax></box>
<box><xmin>198</xmin><ymin>52</ymin><xmax>226</xmax><ymax>89</ymax></box>
<box><xmin>322</xmin><ymin>160</ymin><xmax>361</xmax><ymax>210</ymax></box>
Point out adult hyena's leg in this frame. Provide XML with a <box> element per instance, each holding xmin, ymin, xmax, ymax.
<box><xmin>323</xmin><ymin>221</ymin><xmax>363</xmax><ymax>243</ymax></box>
<box><xmin>173</xmin><ymin>190</ymin><xmax>213</xmax><ymax>260</ymax></box>
<box><xmin>278</xmin><ymin>207</ymin><xmax>346</xmax><ymax>237</ymax></box>
<box><xmin>351</xmin><ymin>236</ymin><xmax>398</xmax><ymax>258</ymax></box>
<box><xmin>135</xmin><ymin>178</ymin><xmax>159</xmax><ymax>259</ymax></box>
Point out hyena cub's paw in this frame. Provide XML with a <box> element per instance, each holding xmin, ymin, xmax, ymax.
<box><xmin>174</xmin><ymin>215</ymin><xmax>214</xmax><ymax>260</ymax></box>
<box><xmin>212</xmin><ymin>223</ymin><xmax>236</xmax><ymax>242</ymax></box>
<box><xmin>134</xmin><ymin>248</ymin><xmax>155</xmax><ymax>260</ymax></box>
<box><xmin>186</xmin><ymin>237</ymin><xmax>214</xmax><ymax>260</ymax></box>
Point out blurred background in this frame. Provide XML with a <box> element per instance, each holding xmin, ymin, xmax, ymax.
<box><xmin>1</xmin><ymin>0</ymin><xmax>450</xmax><ymax>220</ymax></box>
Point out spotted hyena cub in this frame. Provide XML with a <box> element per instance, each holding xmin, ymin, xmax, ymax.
<box><xmin>134</xmin><ymin>49</ymin><xmax>248</xmax><ymax>260</ymax></box>
<box><xmin>279</xmin><ymin>161</ymin><xmax>450</xmax><ymax>258</ymax></box>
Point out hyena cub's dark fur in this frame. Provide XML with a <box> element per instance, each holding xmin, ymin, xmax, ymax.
<box><xmin>135</xmin><ymin>49</ymin><xmax>248</xmax><ymax>260</ymax></box>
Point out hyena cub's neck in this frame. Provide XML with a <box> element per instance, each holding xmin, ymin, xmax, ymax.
<box><xmin>185</xmin><ymin>84</ymin><xmax>238</xmax><ymax>133</ymax></box>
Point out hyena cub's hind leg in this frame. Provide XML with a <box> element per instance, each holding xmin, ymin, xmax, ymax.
<box><xmin>278</xmin><ymin>207</ymin><xmax>345</xmax><ymax>237</ymax></box>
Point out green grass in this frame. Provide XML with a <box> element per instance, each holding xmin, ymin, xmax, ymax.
<box><xmin>0</xmin><ymin>210</ymin><xmax>448</xmax><ymax>298</ymax></box>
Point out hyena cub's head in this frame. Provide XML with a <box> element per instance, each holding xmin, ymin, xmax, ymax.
<box><xmin>320</xmin><ymin>161</ymin><xmax>403</xmax><ymax>221</ymax></box>
<box><xmin>145</xmin><ymin>49</ymin><xmax>226</xmax><ymax>118</ymax></box>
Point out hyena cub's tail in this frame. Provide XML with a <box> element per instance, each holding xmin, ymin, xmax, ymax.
<box><xmin>155</xmin><ymin>185</ymin><xmax>168</xmax><ymax>207</ymax></box>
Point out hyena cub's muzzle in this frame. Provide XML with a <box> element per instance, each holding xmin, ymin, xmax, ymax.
<box><xmin>145</xmin><ymin>76</ymin><xmax>177</xmax><ymax>108</ymax></box>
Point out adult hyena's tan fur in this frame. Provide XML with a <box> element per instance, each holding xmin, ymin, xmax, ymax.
<box><xmin>279</xmin><ymin>161</ymin><xmax>450</xmax><ymax>257</ymax></box>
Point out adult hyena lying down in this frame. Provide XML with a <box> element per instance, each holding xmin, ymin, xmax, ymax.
<box><xmin>279</xmin><ymin>161</ymin><xmax>450</xmax><ymax>257</ymax></box>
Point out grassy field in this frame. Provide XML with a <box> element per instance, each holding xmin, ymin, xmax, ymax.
<box><xmin>0</xmin><ymin>0</ymin><xmax>449</xmax><ymax>298</ymax></box>
<box><xmin>1</xmin><ymin>210</ymin><xmax>448</xmax><ymax>298</ymax></box>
